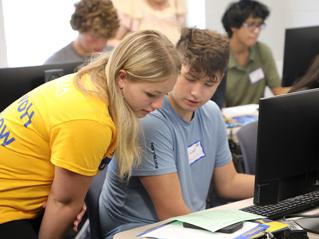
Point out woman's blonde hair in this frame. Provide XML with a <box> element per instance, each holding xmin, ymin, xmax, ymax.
<box><xmin>76</xmin><ymin>30</ymin><xmax>181</xmax><ymax>177</ymax></box>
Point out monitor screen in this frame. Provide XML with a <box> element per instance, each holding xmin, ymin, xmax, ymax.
<box><xmin>281</xmin><ymin>25</ymin><xmax>319</xmax><ymax>87</ymax></box>
<box><xmin>0</xmin><ymin>62</ymin><xmax>83</xmax><ymax>112</ymax></box>
<box><xmin>254</xmin><ymin>88</ymin><xmax>319</xmax><ymax>206</ymax></box>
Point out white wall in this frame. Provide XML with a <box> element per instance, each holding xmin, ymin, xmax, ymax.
<box><xmin>2</xmin><ymin>0</ymin><xmax>77</xmax><ymax>67</ymax></box>
<box><xmin>0</xmin><ymin>0</ymin><xmax>7</xmax><ymax>66</ymax></box>
<box><xmin>186</xmin><ymin>0</ymin><xmax>206</xmax><ymax>28</ymax></box>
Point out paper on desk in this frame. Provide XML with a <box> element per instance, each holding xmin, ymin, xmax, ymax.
<box><xmin>172</xmin><ymin>209</ymin><xmax>265</xmax><ymax>232</ymax></box>
<box><xmin>222</xmin><ymin>104</ymin><xmax>259</xmax><ymax>118</ymax></box>
<box><xmin>139</xmin><ymin>220</ymin><xmax>265</xmax><ymax>239</ymax></box>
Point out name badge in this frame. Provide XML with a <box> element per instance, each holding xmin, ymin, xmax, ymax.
<box><xmin>187</xmin><ymin>141</ymin><xmax>205</xmax><ymax>165</ymax></box>
<box><xmin>249</xmin><ymin>68</ymin><xmax>264</xmax><ymax>84</ymax></box>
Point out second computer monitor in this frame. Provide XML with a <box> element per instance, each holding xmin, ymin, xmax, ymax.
<box><xmin>0</xmin><ymin>62</ymin><xmax>83</xmax><ymax>112</ymax></box>
<box><xmin>281</xmin><ymin>25</ymin><xmax>319</xmax><ymax>87</ymax></box>
<box><xmin>254</xmin><ymin>88</ymin><xmax>319</xmax><ymax>205</ymax></box>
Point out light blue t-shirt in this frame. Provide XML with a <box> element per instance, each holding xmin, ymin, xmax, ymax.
<box><xmin>99</xmin><ymin>96</ymin><xmax>232</xmax><ymax>238</ymax></box>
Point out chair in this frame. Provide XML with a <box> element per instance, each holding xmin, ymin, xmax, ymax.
<box><xmin>211</xmin><ymin>73</ymin><xmax>226</xmax><ymax>109</ymax></box>
<box><xmin>84</xmin><ymin>164</ymin><xmax>108</xmax><ymax>239</ymax></box>
<box><xmin>236</xmin><ymin>121</ymin><xmax>258</xmax><ymax>174</ymax></box>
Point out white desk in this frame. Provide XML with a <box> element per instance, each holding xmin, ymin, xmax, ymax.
<box><xmin>114</xmin><ymin>198</ymin><xmax>319</xmax><ymax>239</ymax></box>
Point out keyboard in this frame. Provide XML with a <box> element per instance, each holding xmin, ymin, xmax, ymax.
<box><xmin>240</xmin><ymin>190</ymin><xmax>319</xmax><ymax>219</ymax></box>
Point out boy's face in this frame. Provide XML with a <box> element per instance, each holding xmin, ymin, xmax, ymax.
<box><xmin>169</xmin><ymin>64</ymin><xmax>222</xmax><ymax>120</ymax></box>
<box><xmin>231</xmin><ymin>17</ymin><xmax>264</xmax><ymax>47</ymax></box>
<box><xmin>78</xmin><ymin>31</ymin><xmax>108</xmax><ymax>54</ymax></box>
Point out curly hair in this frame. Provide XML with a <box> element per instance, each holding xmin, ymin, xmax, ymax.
<box><xmin>222</xmin><ymin>0</ymin><xmax>269</xmax><ymax>37</ymax></box>
<box><xmin>176</xmin><ymin>27</ymin><xmax>229</xmax><ymax>77</ymax></box>
<box><xmin>70</xmin><ymin>0</ymin><xmax>119</xmax><ymax>39</ymax></box>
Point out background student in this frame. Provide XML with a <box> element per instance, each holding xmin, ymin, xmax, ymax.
<box><xmin>44</xmin><ymin>0</ymin><xmax>119</xmax><ymax>64</ymax></box>
<box><xmin>222</xmin><ymin>0</ymin><xmax>288</xmax><ymax>107</ymax></box>
<box><xmin>110</xmin><ymin>0</ymin><xmax>187</xmax><ymax>46</ymax></box>
<box><xmin>0</xmin><ymin>30</ymin><xmax>181</xmax><ymax>239</ymax></box>
<box><xmin>99</xmin><ymin>27</ymin><xmax>254</xmax><ymax>239</ymax></box>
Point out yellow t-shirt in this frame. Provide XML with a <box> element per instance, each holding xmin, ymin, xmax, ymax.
<box><xmin>0</xmin><ymin>73</ymin><xmax>116</xmax><ymax>223</ymax></box>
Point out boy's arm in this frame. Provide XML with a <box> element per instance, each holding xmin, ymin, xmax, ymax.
<box><xmin>213</xmin><ymin>161</ymin><xmax>254</xmax><ymax>200</ymax></box>
<box><xmin>271</xmin><ymin>86</ymin><xmax>291</xmax><ymax>95</ymax></box>
<box><xmin>140</xmin><ymin>172</ymin><xmax>192</xmax><ymax>221</ymax></box>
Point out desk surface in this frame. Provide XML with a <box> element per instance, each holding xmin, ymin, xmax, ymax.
<box><xmin>114</xmin><ymin>198</ymin><xmax>319</xmax><ymax>239</ymax></box>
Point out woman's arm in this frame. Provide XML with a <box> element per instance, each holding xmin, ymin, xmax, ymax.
<box><xmin>38</xmin><ymin>167</ymin><xmax>92</xmax><ymax>239</ymax></box>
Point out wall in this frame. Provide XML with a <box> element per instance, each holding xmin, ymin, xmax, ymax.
<box><xmin>1</xmin><ymin>0</ymin><xmax>77</xmax><ymax>67</ymax></box>
<box><xmin>186</xmin><ymin>0</ymin><xmax>206</xmax><ymax>28</ymax></box>
<box><xmin>0</xmin><ymin>0</ymin><xmax>7</xmax><ymax>66</ymax></box>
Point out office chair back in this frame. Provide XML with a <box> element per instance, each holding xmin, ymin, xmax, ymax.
<box><xmin>85</xmin><ymin>164</ymin><xmax>108</xmax><ymax>239</ymax></box>
<box><xmin>236</xmin><ymin>121</ymin><xmax>258</xmax><ymax>174</ymax></box>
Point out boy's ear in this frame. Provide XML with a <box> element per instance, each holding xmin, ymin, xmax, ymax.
<box><xmin>230</xmin><ymin>27</ymin><xmax>237</xmax><ymax>34</ymax></box>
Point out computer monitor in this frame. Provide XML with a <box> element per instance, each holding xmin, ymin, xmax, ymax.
<box><xmin>281</xmin><ymin>25</ymin><xmax>319</xmax><ymax>87</ymax></box>
<box><xmin>254</xmin><ymin>88</ymin><xmax>319</xmax><ymax>206</ymax></box>
<box><xmin>0</xmin><ymin>62</ymin><xmax>83</xmax><ymax>112</ymax></box>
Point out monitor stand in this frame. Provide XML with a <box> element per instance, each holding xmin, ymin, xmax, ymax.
<box><xmin>296</xmin><ymin>217</ymin><xmax>319</xmax><ymax>234</ymax></box>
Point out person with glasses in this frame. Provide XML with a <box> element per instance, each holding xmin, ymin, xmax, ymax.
<box><xmin>222</xmin><ymin>0</ymin><xmax>288</xmax><ymax>107</ymax></box>
<box><xmin>99</xmin><ymin>28</ymin><xmax>255</xmax><ymax>239</ymax></box>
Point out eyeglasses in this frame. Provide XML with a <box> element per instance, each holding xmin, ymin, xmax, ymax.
<box><xmin>242</xmin><ymin>22</ymin><xmax>266</xmax><ymax>31</ymax></box>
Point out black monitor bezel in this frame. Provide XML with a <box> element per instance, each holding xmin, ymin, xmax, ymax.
<box><xmin>282</xmin><ymin>25</ymin><xmax>319</xmax><ymax>87</ymax></box>
<box><xmin>0</xmin><ymin>62</ymin><xmax>83</xmax><ymax>112</ymax></box>
<box><xmin>254</xmin><ymin>88</ymin><xmax>319</xmax><ymax>206</ymax></box>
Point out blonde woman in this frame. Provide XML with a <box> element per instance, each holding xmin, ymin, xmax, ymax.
<box><xmin>0</xmin><ymin>30</ymin><xmax>181</xmax><ymax>239</ymax></box>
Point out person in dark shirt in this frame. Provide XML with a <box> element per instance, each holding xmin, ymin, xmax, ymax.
<box><xmin>45</xmin><ymin>0</ymin><xmax>119</xmax><ymax>64</ymax></box>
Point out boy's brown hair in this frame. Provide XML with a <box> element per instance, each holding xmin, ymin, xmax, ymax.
<box><xmin>176</xmin><ymin>28</ymin><xmax>229</xmax><ymax>78</ymax></box>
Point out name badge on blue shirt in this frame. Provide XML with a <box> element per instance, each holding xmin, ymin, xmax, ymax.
<box><xmin>187</xmin><ymin>141</ymin><xmax>205</xmax><ymax>165</ymax></box>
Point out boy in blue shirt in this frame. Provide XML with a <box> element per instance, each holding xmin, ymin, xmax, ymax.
<box><xmin>99</xmin><ymin>27</ymin><xmax>255</xmax><ymax>239</ymax></box>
